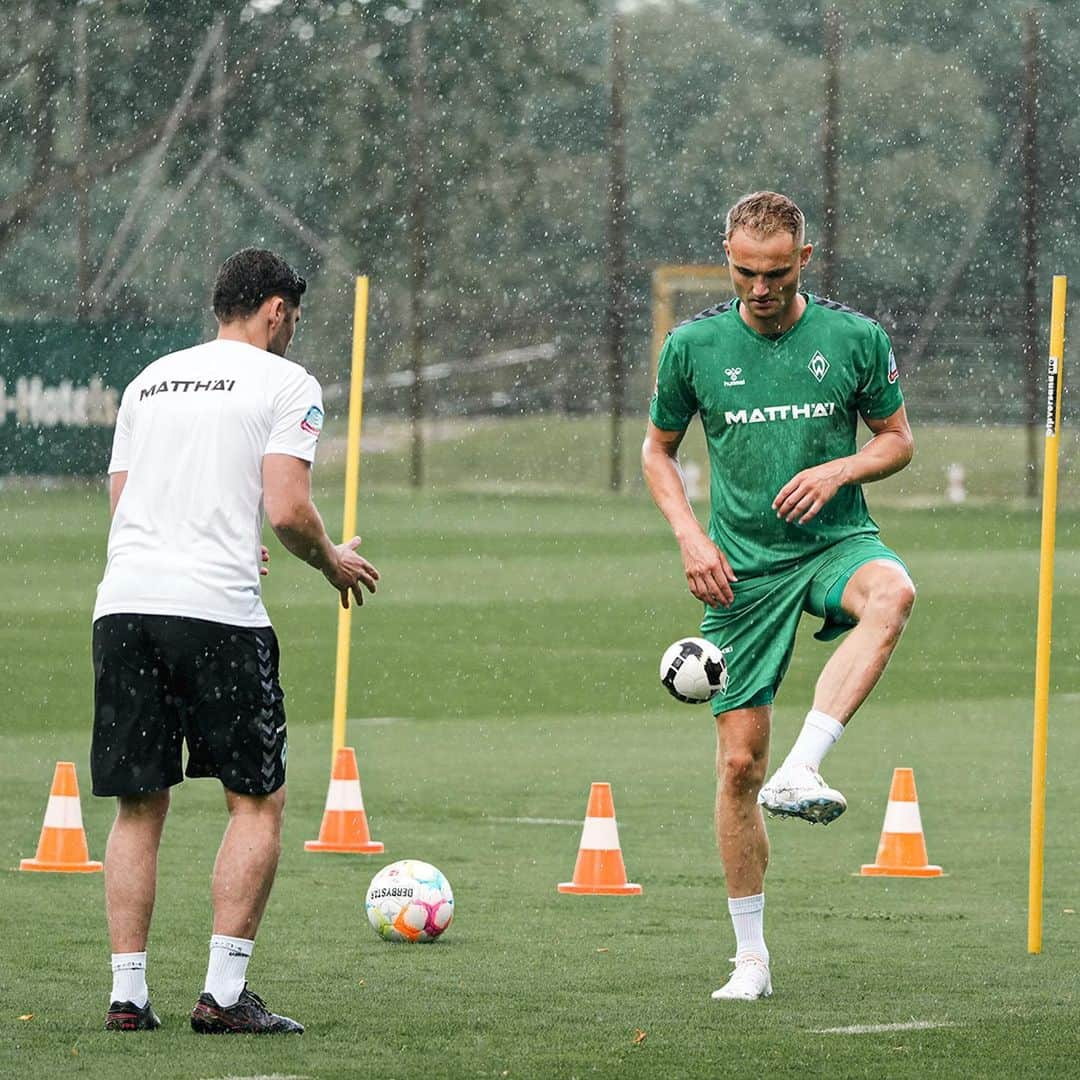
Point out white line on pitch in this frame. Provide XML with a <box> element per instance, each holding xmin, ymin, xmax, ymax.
<box><xmin>348</xmin><ymin>716</ymin><xmax>404</xmax><ymax>725</ymax></box>
<box><xmin>487</xmin><ymin>816</ymin><xmax>582</xmax><ymax>826</ymax></box>
<box><xmin>812</xmin><ymin>1020</ymin><xmax>959</xmax><ymax>1035</ymax></box>
<box><xmin>200</xmin><ymin>1074</ymin><xmax>314</xmax><ymax>1080</ymax></box>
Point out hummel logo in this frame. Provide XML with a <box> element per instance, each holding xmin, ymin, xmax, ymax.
<box><xmin>723</xmin><ymin>367</ymin><xmax>745</xmax><ymax>387</ymax></box>
<box><xmin>808</xmin><ymin>352</ymin><xmax>829</xmax><ymax>382</ymax></box>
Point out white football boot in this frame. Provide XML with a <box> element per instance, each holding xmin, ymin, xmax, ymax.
<box><xmin>710</xmin><ymin>956</ymin><xmax>772</xmax><ymax>1001</ymax></box>
<box><xmin>758</xmin><ymin>762</ymin><xmax>847</xmax><ymax>824</ymax></box>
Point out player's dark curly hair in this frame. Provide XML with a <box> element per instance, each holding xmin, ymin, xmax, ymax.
<box><xmin>212</xmin><ymin>248</ymin><xmax>307</xmax><ymax>322</ymax></box>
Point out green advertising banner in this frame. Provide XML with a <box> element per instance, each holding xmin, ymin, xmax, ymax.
<box><xmin>0</xmin><ymin>321</ymin><xmax>198</xmax><ymax>476</ymax></box>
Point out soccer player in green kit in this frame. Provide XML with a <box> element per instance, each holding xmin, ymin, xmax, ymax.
<box><xmin>643</xmin><ymin>191</ymin><xmax>916</xmax><ymax>1001</ymax></box>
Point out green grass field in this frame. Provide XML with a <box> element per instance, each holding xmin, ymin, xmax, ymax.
<box><xmin>3</xmin><ymin>419</ymin><xmax>1080</xmax><ymax>1078</ymax></box>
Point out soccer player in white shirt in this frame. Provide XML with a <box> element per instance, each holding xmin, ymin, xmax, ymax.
<box><xmin>94</xmin><ymin>249</ymin><xmax>378</xmax><ymax>1034</ymax></box>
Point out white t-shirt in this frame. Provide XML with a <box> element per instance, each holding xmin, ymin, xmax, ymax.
<box><xmin>93</xmin><ymin>339</ymin><xmax>324</xmax><ymax>627</ymax></box>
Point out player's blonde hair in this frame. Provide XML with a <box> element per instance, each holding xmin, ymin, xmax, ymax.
<box><xmin>725</xmin><ymin>191</ymin><xmax>805</xmax><ymax>244</ymax></box>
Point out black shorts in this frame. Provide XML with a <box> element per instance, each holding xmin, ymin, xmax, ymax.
<box><xmin>91</xmin><ymin>614</ymin><xmax>287</xmax><ymax>797</ymax></box>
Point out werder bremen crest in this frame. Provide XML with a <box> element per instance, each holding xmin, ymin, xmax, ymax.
<box><xmin>808</xmin><ymin>351</ymin><xmax>830</xmax><ymax>382</ymax></box>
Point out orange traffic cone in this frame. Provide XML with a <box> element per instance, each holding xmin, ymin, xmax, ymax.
<box><xmin>860</xmin><ymin>767</ymin><xmax>942</xmax><ymax>878</ymax></box>
<box><xmin>305</xmin><ymin>747</ymin><xmax>384</xmax><ymax>854</ymax></box>
<box><xmin>558</xmin><ymin>782</ymin><xmax>641</xmax><ymax>895</ymax></box>
<box><xmin>20</xmin><ymin>762</ymin><xmax>102</xmax><ymax>873</ymax></box>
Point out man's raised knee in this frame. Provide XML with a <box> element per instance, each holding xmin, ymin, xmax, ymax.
<box><xmin>873</xmin><ymin>572</ymin><xmax>916</xmax><ymax>623</ymax></box>
<box><xmin>858</xmin><ymin>565</ymin><xmax>916</xmax><ymax>630</ymax></box>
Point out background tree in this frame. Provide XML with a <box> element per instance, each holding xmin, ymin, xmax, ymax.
<box><xmin>0</xmin><ymin>0</ymin><xmax>1073</xmax><ymax>425</ymax></box>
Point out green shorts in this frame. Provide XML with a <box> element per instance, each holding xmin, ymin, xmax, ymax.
<box><xmin>701</xmin><ymin>534</ymin><xmax>909</xmax><ymax>715</ymax></box>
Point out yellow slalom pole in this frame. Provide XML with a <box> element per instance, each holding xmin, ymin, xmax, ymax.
<box><xmin>1028</xmin><ymin>274</ymin><xmax>1067</xmax><ymax>954</ymax></box>
<box><xmin>331</xmin><ymin>276</ymin><xmax>370</xmax><ymax>762</ymax></box>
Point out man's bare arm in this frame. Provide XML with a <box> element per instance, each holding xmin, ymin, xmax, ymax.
<box><xmin>262</xmin><ymin>453</ymin><xmax>379</xmax><ymax>608</ymax></box>
<box><xmin>642</xmin><ymin>421</ymin><xmax>737</xmax><ymax>608</ymax></box>
<box><xmin>773</xmin><ymin>404</ymin><xmax>914</xmax><ymax>525</ymax></box>
<box><xmin>109</xmin><ymin>471</ymin><xmax>128</xmax><ymax>515</ymax></box>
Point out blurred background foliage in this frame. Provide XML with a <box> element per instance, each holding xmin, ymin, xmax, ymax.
<box><xmin>0</xmin><ymin>0</ymin><xmax>1075</xmax><ymax>422</ymax></box>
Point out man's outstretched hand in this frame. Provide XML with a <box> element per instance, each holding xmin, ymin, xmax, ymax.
<box><xmin>324</xmin><ymin>535</ymin><xmax>380</xmax><ymax>609</ymax></box>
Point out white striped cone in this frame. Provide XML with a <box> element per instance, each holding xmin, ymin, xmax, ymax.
<box><xmin>558</xmin><ymin>782</ymin><xmax>641</xmax><ymax>895</ymax></box>
<box><xmin>305</xmin><ymin>746</ymin><xmax>384</xmax><ymax>854</ymax></box>
<box><xmin>861</xmin><ymin>767</ymin><xmax>942</xmax><ymax>877</ymax></box>
<box><xmin>20</xmin><ymin>762</ymin><xmax>102</xmax><ymax>873</ymax></box>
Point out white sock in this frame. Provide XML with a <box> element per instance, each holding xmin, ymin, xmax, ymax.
<box><xmin>110</xmin><ymin>952</ymin><xmax>148</xmax><ymax>1008</ymax></box>
<box><xmin>780</xmin><ymin>709</ymin><xmax>845</xmax><ymax>773</ymax></box>
<box><xmin>204</xmin><ymin>935</ymin><xmax>254</xmax><ymax>1008</ymax></box>
<box><xmin>728</xmin><ymin>893</ymin><xmax>768</xmax><ymax>965</ymax></box>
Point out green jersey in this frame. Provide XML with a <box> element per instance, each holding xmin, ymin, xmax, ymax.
<box><xmin>650</xmin><ymin>293</ymin><xmax>904</xmax><ymax>578</ymax></box>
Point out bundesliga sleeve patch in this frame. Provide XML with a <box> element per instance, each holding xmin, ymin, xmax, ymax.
<box><xmin>300</xmin><ymin>405</ymin><xmax>324</xmax><ymax>436</ymax></box>
<box><xmin>888</xmin><ymin>349</ymin><xmax>900</xmax><ymax>384</ymax></box>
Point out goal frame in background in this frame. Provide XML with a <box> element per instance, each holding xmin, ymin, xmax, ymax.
<box><xmin>650</xmin><ymin>264</ymin><xmax>732</xmax><ymax>376</ymax></box>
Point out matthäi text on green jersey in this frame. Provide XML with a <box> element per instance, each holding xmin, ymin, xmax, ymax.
<box><xmin>650</xmin><ymin>293</ymin><xmax>905</xmax><ymax>578</ymax></box>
